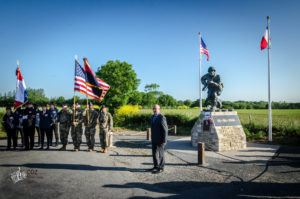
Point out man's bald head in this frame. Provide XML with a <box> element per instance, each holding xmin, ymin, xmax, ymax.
<box><xmin>153</xmin><ymin>104</ymin><xmax>160</xmax><ymax>115</ymax></box>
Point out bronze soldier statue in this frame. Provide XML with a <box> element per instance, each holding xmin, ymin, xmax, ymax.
<box><xmin>201</xmin><ymin>66</ymin><xmax>224</xmax><ymax>109</ymax></box>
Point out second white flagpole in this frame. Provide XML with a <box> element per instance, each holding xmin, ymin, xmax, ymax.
<box><xmin>267</xmin><ymin>16</ymin><xmax>272</xmax><ymax>142</ymax></box>
<box><xmin>199</xmin><ymin>32</ymin><xmax>202</xmax><ymax>112</ymax></box>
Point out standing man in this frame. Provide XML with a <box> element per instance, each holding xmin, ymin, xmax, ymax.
<box><xmin>2</xmin><ymin>107</ymin><xmax>18</xmax><ymax>150</ymax></box>
<box><xmin>71</xmin><ymin>103</ymin><xmax>83</xmax><ymax>151</ymax></box>
<box><xmin>84</xmin><ymin>102</ymin><xmax>98</xmax><ymax>152</ymax></box>
<box><xmin>39</xmin><ymin>105</ymin><xmax>52</xmax><ymax>150</ymax></box>
<box><xmin>15</xmin><ymin>107</ymin><xmax>24</xmax><ymax>148</ymax></box>
<box><xmin>150</xmin><ymin>104</ymin><xmax>168</xmax><ymax>174</ymax></box>
<box><xmin>98</xmin><ymin>105</ymin><xmax>113</xmax><ymax>153</ymax></box>
<box><xmin>34</xmin><ymin>104</ymin><xmax>41</xmax><ymax>147</ymax></box>
<box><xmin>58</xmin><ymin>104</ymin><xmax>72</xmax><ymax>151</ymax></box>
<box><xmin>49</xmin><ymin>103</ymin><xmax>59</xmax><ymax>147</ymax></box>
<box><xmin>22</xmin><ymin>102</ymin><xmax>36</xmax><ymax>150</ymax></box>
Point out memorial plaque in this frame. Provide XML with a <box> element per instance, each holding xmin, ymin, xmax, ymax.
<box><xmin>212</xmin><ymin>115</ymin><xmax>241</xmax><ymax>126</ymax></box>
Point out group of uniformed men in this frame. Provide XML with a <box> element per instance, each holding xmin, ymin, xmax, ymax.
<box><xmin>2</xmin><ymin>101</ymin><xmax>113</xmax><ymax>153</ymax></box>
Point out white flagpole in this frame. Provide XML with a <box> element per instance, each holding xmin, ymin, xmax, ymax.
<box><xmin>267</xmin><ymin>16</ymin><xmax>272</xmax><ymax>142</ymax></box>
<box><xmin>198</xmin><ymin>32</ymin><xmax>202</xmax><ymax>112</ymax></box>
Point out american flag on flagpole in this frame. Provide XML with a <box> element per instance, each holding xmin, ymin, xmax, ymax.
<box><xmin>74</xmin><ymin>59</ymin><xmax>110</xmax><ymax>101</ymax></box>
<box><xmin>200</xmin><ymin>38</ymin><xmax>209</xmax><ymax>61</ymax></box>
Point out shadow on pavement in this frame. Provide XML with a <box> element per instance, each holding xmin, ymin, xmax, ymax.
<box><xmin>103</xmin><ymin>181</ymin><xmax>300</xmax><ymax>199</ymax></box>
<box><xmin>110</xmin><ymin>154</ymin><xmax>152</xmax><ymax>157</ymax></box>
<box><xmin>0</xmin><ymin>163</ymin><xmax>148</xmax><ymax>173</ymax></box>
<box><xmin>114</xmin><ymin>141</ymin><xmax>150</xmax><ymax>149</ymax></box>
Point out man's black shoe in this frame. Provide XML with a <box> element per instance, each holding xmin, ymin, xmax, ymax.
<box><xmin>154</xmin><ymin>168</ymin><xmax>164</xmax><ymax>174</ymax></box>
<box><xmin>149</xmin><ymin>167</ymin><xmax>159</xmax><ymax>171</ymax></box>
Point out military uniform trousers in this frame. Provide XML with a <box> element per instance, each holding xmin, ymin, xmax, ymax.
<box><xmin>59</xmin><ymin>123</ymin><xmax>70</xmax><ymax>145</ymax></box>
<box><xmin>50</xmin><ymin>123</ymin><xmax>59</xmax><ymax>144</ymax></box>
<box><xmin>85</xmin><ymin>127</ymin><xmax>96</xmax><ymax>149</ymax></box>
<box><xmin>71</xmin><ymin>126</ymin><xmax>83</xmax><ymax>148</ymax></box>
<box><xmin>100</xmin><ymin>128</ymin><xmax>109</xmax><ymax>149</ymax></box>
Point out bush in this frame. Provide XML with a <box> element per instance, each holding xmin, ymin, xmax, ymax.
<box><xmin>114</xmin><ymin>110</ymin><xmax>198</xmax><ymax>135</ymax></box>
<box><xmin>114</xmin><ymin>105</ymin><xmax>140</xmax><ymax>126</ymax></box>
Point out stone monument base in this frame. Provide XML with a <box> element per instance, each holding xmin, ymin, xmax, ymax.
<box><xmin>191</xmin><ymin>110</ymin><xmax>246</xmax><ymax>152</ymax></box>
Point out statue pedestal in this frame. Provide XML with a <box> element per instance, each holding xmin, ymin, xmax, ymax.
<box><xmin>191</xmin><ymin>110</ymin><xmax>246</xmax><ymax>151</ymax></box>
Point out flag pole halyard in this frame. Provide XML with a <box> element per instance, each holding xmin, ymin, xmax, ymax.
<box><xmin>198</xmin><ymin>32</ymin><xmax>202</xmax><ymax>113</ymax></box>
<box><xmin>267</xmin><ymin>16</ymin><xmax>272</xmax><ymax>142</ymax></box>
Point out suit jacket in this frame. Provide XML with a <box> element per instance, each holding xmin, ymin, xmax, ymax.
<box><xmin>39</xmin><ymin>110</ymin><xmax>52</xmax><ymax>129</ymax></box>
<box><xmin>150</xmin><ymin>113</ymin><xmax>168</xmax><ymax>144</ymax></box>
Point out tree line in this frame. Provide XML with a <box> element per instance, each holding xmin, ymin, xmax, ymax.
<box><xmin>1</xmin><ymin>60</ymin><xmax>299</xmax><ymax>112</ymax></box>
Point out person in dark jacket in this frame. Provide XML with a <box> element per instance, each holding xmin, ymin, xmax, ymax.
<box><xmin>2</xmin><ymin>107</ymin><xmax>18</xmax><ymax>150</ymax></box>
<box><xmin>150</xmin><ymin>104</ymin><xmax>168</xmax><ymax>173</ymax></box>
<box><xmin>14</xmin><ymin>107</ymin><xmax>24</xmax><ymax>148</ymax></box>
<box><xmin>34</xmin><ymin>104</ymin><xmax>41</xmax><ymax>147</ymax></box>
<box><xmin>39</xmin><ymin>104</ymin><xmax>52</xmax><ymax>150</ymax></box>
<box><xmin>49</xmin><ymin>102</ymin><xmax>59</xmax><ymax>146</ymax></box>
<box><xmin>22</xmin><ymin>102</ymin><xmax>36</xmax><ymax>150</ymax></box>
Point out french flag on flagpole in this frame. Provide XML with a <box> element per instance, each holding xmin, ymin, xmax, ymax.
<box><xmin>14</xmin><ymin>66</ymin><xmax>28</xmax><ymax>109</ymax></box>
<box><xmin>261</xmin><ymin>26</ymin><xmax>270</xmax><ymax>50</ymax></box>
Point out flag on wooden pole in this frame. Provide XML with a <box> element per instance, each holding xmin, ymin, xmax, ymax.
<box><xmin>14</xmin><ymin>61</ymin><xmax>28</xmax><ymax>109</ymax></box>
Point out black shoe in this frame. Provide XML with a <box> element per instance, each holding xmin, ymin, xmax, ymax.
<box><xmin>50</xmin><ymin>143</ymin><xmax>53</xmax><ymax>146</ymax></box>
<box><xmin>154</xmin><ymin>168</ymin><xmax>164</xmax><ymax>174</ymax></box>
<box><xmin>46</xmin><ymin>146</ymin><xmax>49</xmax><ymax>150</ymax></box>
<box><xmin>39</xmin><ymin>147</ymin><xmax>44</xmax><ymax>150</ymax></box>
<box><xmin>149</xmin><ymin>167</ymin><xmax>159</xmax><ymax>171</ymax></box>
<box><xmin>6</xmin><ymin>148</ymin><xmax>11</xmax><ymax>151</ymax></box>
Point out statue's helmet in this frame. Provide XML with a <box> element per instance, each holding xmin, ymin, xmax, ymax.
<box><xmin>208</xmin><ymin>66</ymin><xmax>216</xmax><ymax>72</ymax></box>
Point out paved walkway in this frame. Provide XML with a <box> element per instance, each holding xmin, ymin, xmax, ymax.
<box><xmin>0</xmin><ymin>132</ymin><xmax>299</xmax><ymax>199</ymax></box>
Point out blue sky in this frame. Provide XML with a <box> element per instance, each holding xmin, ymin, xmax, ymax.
<box><xmin>0</xmin><ymin>0</ymin><xmax>299</xmax><ymax>102</ymax></box>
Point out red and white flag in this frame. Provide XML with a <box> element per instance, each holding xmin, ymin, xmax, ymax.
<box><xmin>261</xmin><ymin>27</ymin><xmax>270</xmax><ymax>50</ymax></box>
<box><xmin>14</xmin><ymin>66</ymin><xmax>28</xmax><ymax>109</ymax></box>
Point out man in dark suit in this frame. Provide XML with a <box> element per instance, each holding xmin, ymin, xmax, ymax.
<box><xmin>22</xmin><ymin>102</ymin><xmax>36</xmax><ymax>150</ymax></box>
<box><xmin>150</xmin><ymin>104</ymin><xmax>168</xmax><ymax>173</ymax></box>
<box><xmin>39</xmin><ymin>104</ymin><xmax>52</xmax><ymax>150</ymax></box>
<box><xmin>2</xmin><ymin>107</ymin><xmax>18</xmax><ymax>150</ymax></box>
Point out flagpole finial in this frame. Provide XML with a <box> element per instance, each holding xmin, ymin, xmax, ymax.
<box><xmin>17</xmin><ymin>60</ymin><xmax>19</xmax><ymax>66</ymax></box>
<box><xmin>198</xmin><ymin>32</ymin><xmax>201</xmax><ymax>35</ymax></box>
<box><xmin>267</xmin><ymin>16</ymin><xmax>270</xmax><ymax>19</ymax></box>
<box><xmin>75</xmin><ymin>55</ymin><xmax>78</xmax><ymax>60</ymax></box>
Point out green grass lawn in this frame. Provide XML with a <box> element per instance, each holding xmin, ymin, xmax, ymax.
<box><xmin>139</xmin><ymin>108</ymin><xmax>300</xmax><ymax>128</ymax></box>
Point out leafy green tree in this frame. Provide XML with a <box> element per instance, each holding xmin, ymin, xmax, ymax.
<box><xmin>141</xmin><ymin>92</ymin><xmax>157</xmax><ymax>107</ymax></box>
<box><xmin>177</xmin><ymin>100</ymin><xmax>184</xmax><ymax>106</ymax></box>
<box><xmin>95</xmin><ymin>60</ymin><xmax>140</xmax><ymax>113</ymax></box>
<box><xmin>144</xmin><ymin>83</ymin><xmax>160</xmax><ymax>92</ymax></box>
<box><xmin>27</xmin><ymin>88</ymin><xmax>49</xmax><ymax>105</ymax></box>
<box><xmin>183</xmin><ymin>99</ymin><xmax>193</xmax><ymax>107</ymax></box>
<box><xmin>144</xmin><ymin>83</ymin><xmax>163</xmax><ymax>98</ymax></box>
<box><xmin>128</xmin><ymin>91</ymin><xmax>144</xmax><ymax>105</ymax></box>
<box><xmin>158</xmin><ymin>94</ymin><xmax>176</xmax><ymax>107</ymax></box>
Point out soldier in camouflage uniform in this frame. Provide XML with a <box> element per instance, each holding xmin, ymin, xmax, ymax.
<box><xmin>83</xmin><ymin>102</ymin><xmax>98</xmax><ymax>152</ymax></box>
<box><xmin>71</xmin><ymin>103</ymin><xmax>83</xmax><ymax>152</ymax></box>
<box><xmin>99</xmin><ymin>105</ymin><xmax>113</xmax><ymax>153</ymax></box>
<box><xmin>58</xmin><ymin>104</ymin><xmax>72</xmax><ymax>151</ymax></box>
